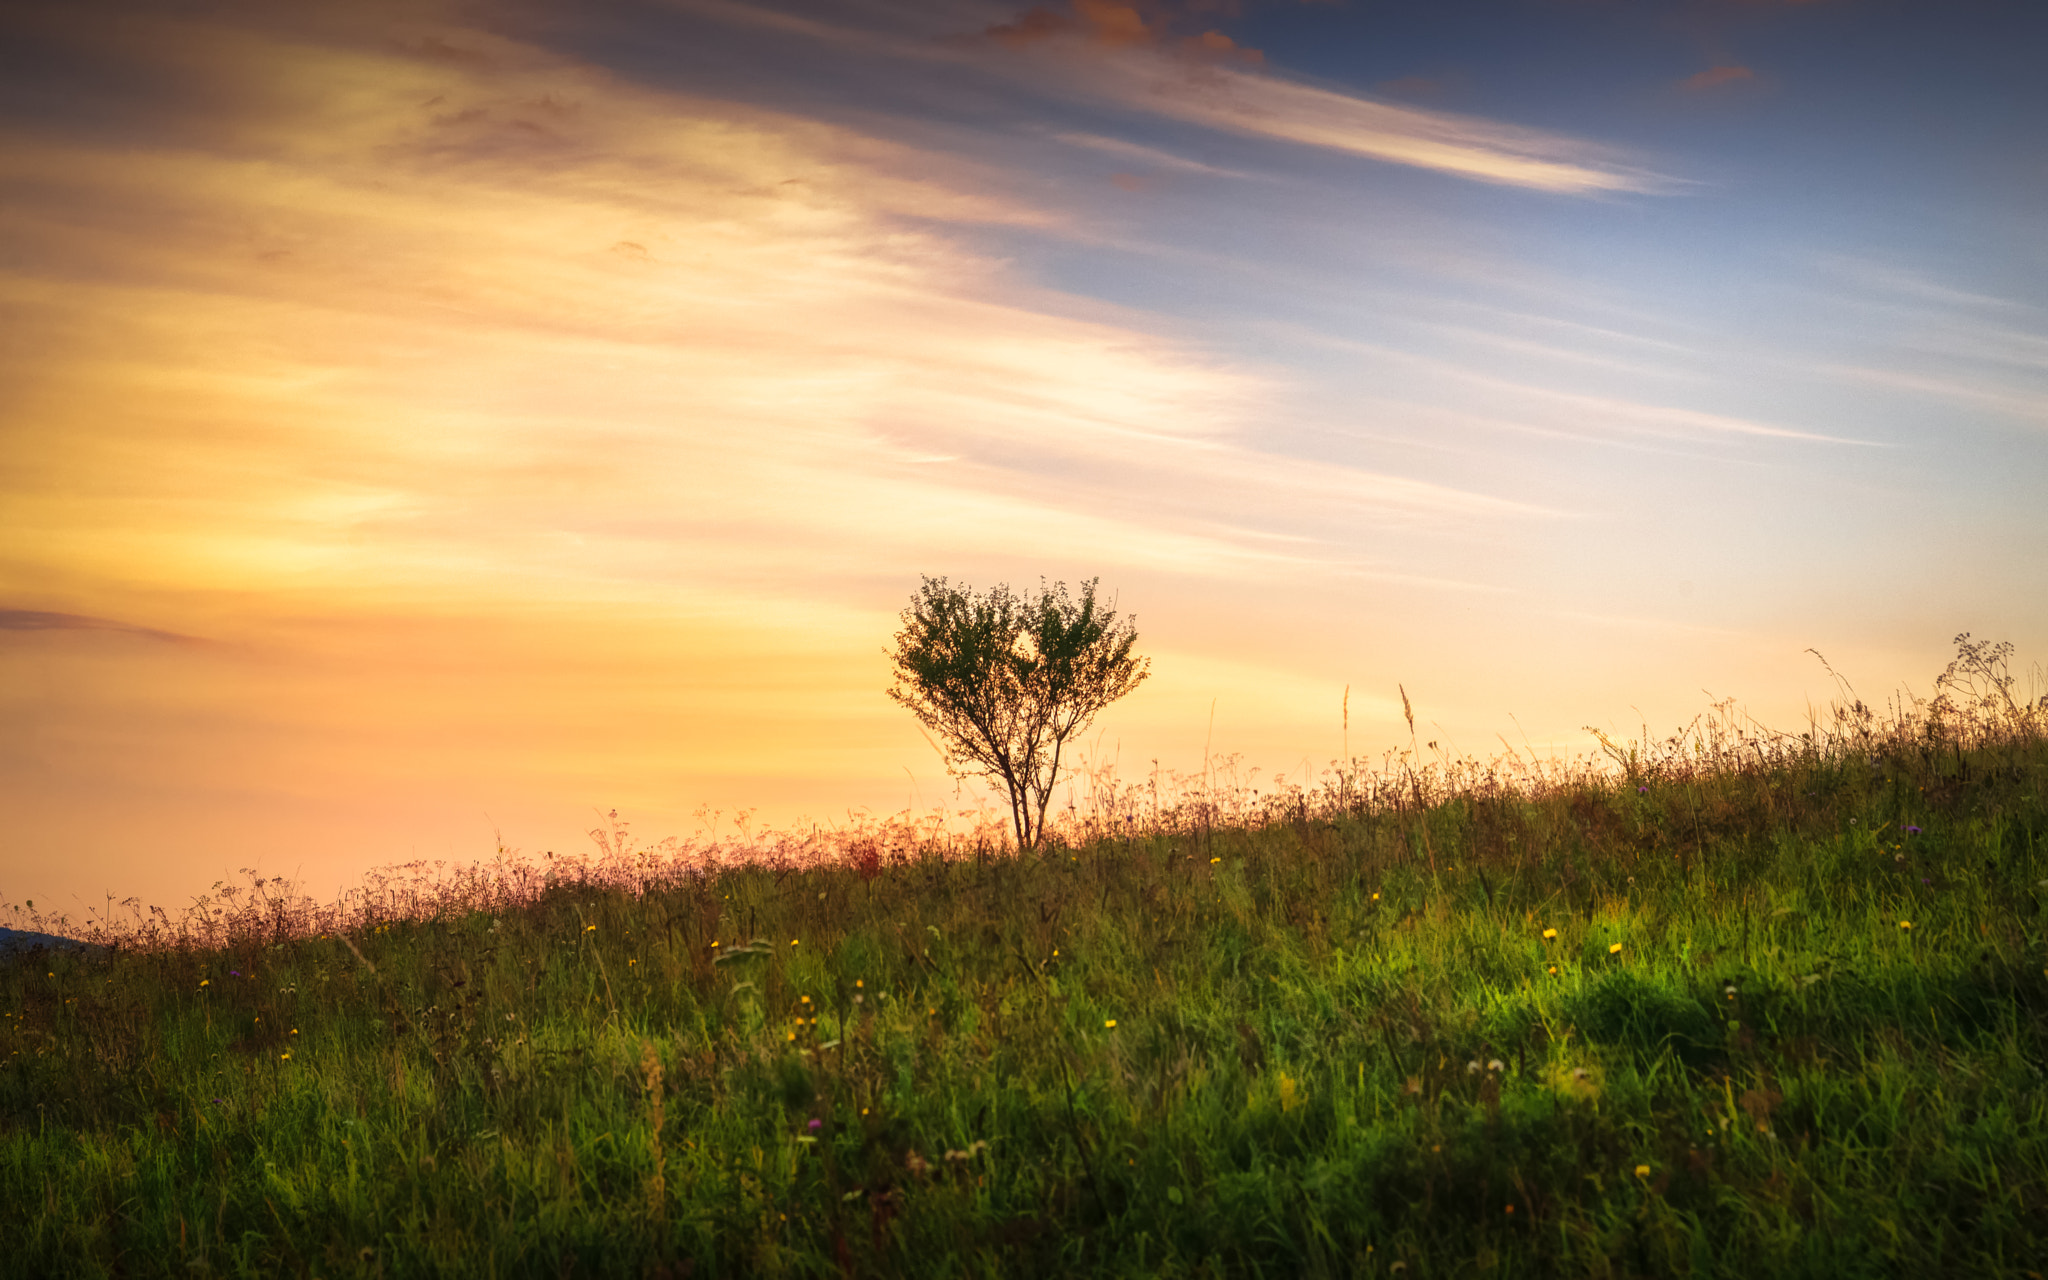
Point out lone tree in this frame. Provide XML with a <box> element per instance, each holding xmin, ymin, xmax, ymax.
<box><xmin>888</xmin><ymin>576</ymin><xmax>1149</xmax><ymax>852</ymax></box>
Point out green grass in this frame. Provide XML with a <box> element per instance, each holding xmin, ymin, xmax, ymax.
<box><xmin>7</xmin><ymin>646</ymin><xmax>2048</xmax><ymax>1278</ymax></box>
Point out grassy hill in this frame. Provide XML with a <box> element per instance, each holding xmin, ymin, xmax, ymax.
<box><xmin>5</xmin><ymin>642</ymin><xmax>2047</xmax><ymax>1278</ymax></box>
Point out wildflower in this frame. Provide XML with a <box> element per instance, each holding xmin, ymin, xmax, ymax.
<box><xmin>1487</xmin><ymin>1060</ymin><xmax>1504</xmax><ymax>1072</ymax></box>
<box><xmin>855</xmin><ymin>980</ymin><xmax>863</xmax><ymax>988</ymax></box>
<box><xmin>791</xmin><ymin>939</ymin><xmax>799</xmax><ymax>946</ymax></box>
<box><xmin>1638</xmin><ymin>786</ymin><xmax>1648</xmax><ymax>794</ymax></box>
<box><xmin>1634</xmin><ymin>1164</ymin><xmax>1651</xmax><ymax>1178</ymax></box>
<box><xmin>808</xmin><ymin>1118</ymin><xmax>822</xmax><ymax>1132</ymax></box>
<box><xmin>1724</xmin><ymin>984</ymin><xmax>1737</xmax><ymax>1000</ymax></box>
<box><xmin>801</xmin><ymin>996</ymin><xmax>811</xmax><ymax>1005</ymax></box>
<box><xmin>1210</xmin><ymin>857</ymin><xmax>1221</xmax><ymax>864</ymax></box>
<box><xmin>1609</xmin><ymin>943</ymin><xmax>1624</xmax><ymax>955</ymax></box>
<box><xmin>1905</xmin><ymin>825</ymin><xmax>1922</xmax><ymax>835</ymax></box>
<box><xmin>1104</xmin><ymin>1019</ymin><xmax>1117</xmax><ymax>1029</ymax></box>
<box><xmin>1542</xmin><ymin>928</ymin><xmax>1557</xmax><ymax>941</ymax></box>
<box><xmin>711</xmin><ymin>940</ymin><xmax>719</xmax><ymax>948</ymax></box>
<box><xmin>1898</xmin><ymin>920</ymin><xmax>1912</xmax><ymax>931</ymax></box>
<box><xmin>280</xmin><ymin>1052</ymin><xmax>291</xmax><ymax>1061</ymax></box>
<box><xmin>583</xmin><ymin>925</ymin><xmax>596</xmax><ymax>933</ymax></box>
<box><xmin>229</xmin><ymin>970</ymin><xmax>241</xmax><ymax>978</ymax></box>
<box><xmin>199</xmin><ymin>979</ymin><xmax>210</xmax><ymax>988</ymax></box>
<box><xmin>1371</xmin><ymin>892</ymin><xmax>1379</xmax><ymax>900</ymax></box>
<box><xmin>1466</xmin><ymin>1060</ymin><xmax>1480</xmax><ymax>1075</ymax></box>
<box><xmin>1547</xmin><ymin>965</ymin><xmax>1558</xmax><ymax>975</ymax></box>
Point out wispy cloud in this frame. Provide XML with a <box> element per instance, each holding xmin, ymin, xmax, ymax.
<box><xmin>1810</xmin><ymin>256</ymin><xmax>2048</xmax><ymax>428</ymax></box>
<box><xmin>1285</xmin><ymin>329</ymin><xmax>1880</xmax><ymax>448</ymax></box>
<box><xmin>1051</xmin><ymin>130</ymin><xmax>1257</xmax><ymax>178</ymax></box>
<box><xmin>659</xmin><ymin>0</ymin><xmax>1677</xmax><ymax>194</ymax></box>
<box><xmin>1823</xmin><ymin>365</ymin><xmax>2048</xmax><ymax>426</ymax></box>
<box><xmin>0</xmin><ymin>610</ymin><xmax>197</xmax><ymax>643</ymax></box>
<box><xmin>1039</xmin><ymin>51</ymin><xmax>1681</xmax><ymax>193</ymax></box>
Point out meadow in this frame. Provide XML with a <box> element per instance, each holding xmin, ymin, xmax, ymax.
<box><xmin>4</xmin><ymin>638</ymin><xmax>2047</xmax><ymax>1278</ymax></box>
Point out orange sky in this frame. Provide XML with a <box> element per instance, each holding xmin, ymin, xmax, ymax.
<box><xmin>4</xmin><ymin>0</ymin><xmax>2044</xmax><ymax>925</ymax></box>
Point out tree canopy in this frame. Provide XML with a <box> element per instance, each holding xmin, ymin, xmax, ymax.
<box><xmin>887</xmin><ymin>576</ymin><xmax>1149</xmax><ymax>852</ymax></box>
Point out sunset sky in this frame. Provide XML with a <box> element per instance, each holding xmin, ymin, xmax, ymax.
<box><xmin>4</xmin><ymin>0</ymin><xmax>2045</xmax><ymax>922</ymax></box>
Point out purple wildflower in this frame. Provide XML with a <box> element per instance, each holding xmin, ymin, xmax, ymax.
<box><xmin>1905</xmin><ymin>825</ymin><xmax>1922</xmax><ymax>835</ymax></box>
<box><xmin>228</xmin><ymin>970</ymin><xmax>241</xmax><ymax>978</ymax></box>
<box><xmin>808</xmin><ymin>1118</ymin><xmax>823</xmax><ymax>1132</ymax></box>
<box><xmin>1638</xmin><ymin>786</ymin><xmax>1649</xmax><ymax>794</ymax></box>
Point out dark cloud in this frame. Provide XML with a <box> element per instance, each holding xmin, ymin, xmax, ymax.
<box><xmin>986</xmin><ymin>5</ymin><xmax>1078</xmax><ymax>46</ymax></box>
<box><xmin>987</xmin><ymin>1</ymin><xmax>1157</xmax><ymax>48</ymax></box>
<box><xmin>1182</xmin><ymin>29</ymin><xmax>1263</xmax><ymax>65</ymax></box>
<box><xmin>0</xmin><ymin>610</ymin><xmax>196</xmax><ymax>643</ymax></box>
<box><xmin>983</xmin><ymin>0</ymin><xmax>1265</xmax><ymax>61</ymax></box>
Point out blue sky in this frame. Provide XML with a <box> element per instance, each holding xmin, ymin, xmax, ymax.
<box><xmin>1</xmin><ymin>0</ymin><xmax>2043</xmax><ymax>919</ymax></box>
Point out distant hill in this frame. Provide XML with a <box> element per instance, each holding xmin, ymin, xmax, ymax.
<box><xmin>0</xmin><ymin>926</ymin><xmax>101</xmax><ymax>958</ymax></box>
